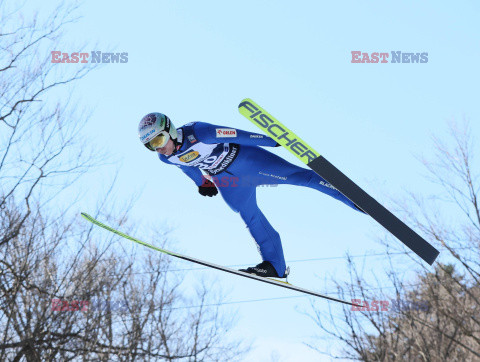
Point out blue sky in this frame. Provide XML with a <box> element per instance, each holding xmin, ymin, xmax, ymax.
<box><xmin>33</xmin><ymin>0</ymin><xmax>480</xmax><ymax>360</ymax></box>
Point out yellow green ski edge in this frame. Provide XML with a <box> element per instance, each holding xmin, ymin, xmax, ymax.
<box><xmin>238</xmin><ymin>98</ymin><xmax>319</xmax><ymax>165</ymax></box>
<box><xmin>81</xmin><ymin>212</ymin><xmax>178</xmax><ymax>257</ymax></box>
<box><xmin>81</xmin><ymin>212</ymin><xmax>358</xmax><ymax>306</ymax></box>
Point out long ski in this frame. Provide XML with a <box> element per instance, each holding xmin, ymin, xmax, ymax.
<box><xmin>81</xmin><ymin>213</ymin><xmax>356</xmax><ymax>306</ymax></box>
<box><xmin>238</xmin><ymin>98</ymin><xmax>439</xmax><ymax>265</ymax></box>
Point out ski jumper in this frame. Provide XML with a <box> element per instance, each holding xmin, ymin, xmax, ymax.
<box><xmin>159</xmin><ymin>122</ymin><xmax>361</xmax><ymax>276</ymax></box>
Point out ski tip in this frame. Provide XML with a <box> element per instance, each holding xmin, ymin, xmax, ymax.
<box><xmin>238</xmin><ymin>98</ymin><xmax>255</xmax><ymax>109</ymax></box>
<box><xmin>80</xmin><ymin>212</ymin><xmax>92</xmax><ymax>221</ymax></box>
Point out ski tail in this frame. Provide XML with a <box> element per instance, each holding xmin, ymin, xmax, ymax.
<box><xmin>308</xmin><ymin>157</ymin><xmax>439</xmax><ymax>264</ymax></box>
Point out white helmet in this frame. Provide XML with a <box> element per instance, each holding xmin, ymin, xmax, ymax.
<box><xmin>138</xmin><ymin>112</ymin><xmax>178</xmax><ymax>151</ymax></box>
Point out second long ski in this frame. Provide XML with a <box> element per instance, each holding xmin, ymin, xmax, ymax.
<box><xmin>238</xmin><ymin>98</ymin><xmax>439</xmax><ymax>265</ymax></box>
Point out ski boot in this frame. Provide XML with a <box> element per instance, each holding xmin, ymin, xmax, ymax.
<box><xmin>239</xmin><ymin>261</ymin><xmax>290</xmax><ymax>279</ymax></box>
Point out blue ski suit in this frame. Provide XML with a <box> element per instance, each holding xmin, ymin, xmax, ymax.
<box><xmin>159</xmin><ymin>122</ymin><xmax>361</xmax><ymax>277</ymax></box>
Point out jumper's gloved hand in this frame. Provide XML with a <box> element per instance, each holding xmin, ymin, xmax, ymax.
<box><xmin>198</xmin><ymin>178</ymin><xmax>218</xmax><ymax>197</ymax></box>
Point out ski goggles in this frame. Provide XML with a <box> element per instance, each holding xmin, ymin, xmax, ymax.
<box><xmin>148</xmin><ymin>131</ymin><xmax>170</xmax><ymax>150</ymax></box>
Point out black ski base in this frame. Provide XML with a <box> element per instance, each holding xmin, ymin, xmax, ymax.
<box><xmin>308</xmin><ymin>156</ymin><xmax>439</xmax><ymax>265</ymax></box>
